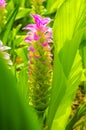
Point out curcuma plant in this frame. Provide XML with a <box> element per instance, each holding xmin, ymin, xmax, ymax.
<box><xmin>23</xmin><ymin>14</ymin><xmax>53</xmax><ymax>118</ymax></box>
<box><xmin>0</xmin><ymin>0</ymin><xmax>86</xmax><ymax>130</ymax></box>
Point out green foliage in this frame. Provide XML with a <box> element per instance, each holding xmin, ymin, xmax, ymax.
<box><xmin>11</xmin><ymin>0</ymin><xmax>22</xmax><ymax>7</ymax></box>
<box><xmin>46</xmin><ymin>0</ymin><xmax>86</xmax><ymax>130</ymax></box>
<box><xmin>66</xmin><ymin>101</ymin><xmax>86</xmax><ymax>130</ymax></box>
<box><xmin>17</xmin><ymin>67</ymin><xmax>28</xmax><ymax>101</ymax></box>
<box><xmin>16</xmin><ymin>7</ymin><xmax>30</xmax><ymax>20</ymax></box>
<box><xmin>0</xmin><ymin>54</ymin><xmax>41</xmax><ymax>130</ymax></box>
<box><xmin>0</xmin><ymin>0</ymin><xmax>86</xmax><ymax>130</ymax></box>
<box><xmin>80</xmin><ymin>31</ymin><xmax>86</xmax><ymax>93</ymax></box>
<box><xmin>16</xmin><ymin>47</ymin><xmax>28</xmax><ymax>100</ymax></box>
<box><xmin>0</xmin><ymin>6</ymin><xmax>19</xmax><ymax>45</ymax></box>
<box><xmin>47</xmin><ymin>0</ymin><xmax>66</xmax><ymax>14</ymax></box>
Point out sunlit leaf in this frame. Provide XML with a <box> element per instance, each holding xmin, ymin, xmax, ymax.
<box><xmin>0</xmin><ymin>55</ymin><xmax>41</xmax><ymax>130</ymax></box>
<box><xmin>47</xmin><ymin>0</ymin><xmax>66</xmax><ymax>14</ymax></box>
<box><xmin>47</xmin><ymin>0</ymin><xmax>86</xmax><ymax>130</ymax></box>
<box><xmin>1</xmin><ymin>6</ymin><xmax>19</xmax><ymax>45</ymax></box>
<box><xmin>54</xmin><ymin>0</ymin><xmax>86</xmax><ymax>52</ymax></box>
<box><xmin>16</xmin><ymin>7</ymin><xmax>30</xmax><ymax>20</ymax></box>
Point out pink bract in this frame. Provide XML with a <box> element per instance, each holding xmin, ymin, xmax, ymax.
<box><xmin>23</xmin><ymin>14</ymin><xmax>53</xmax><ymax>60</ymax></box>
<box><xmin>0</xmin><ymin>0</ymin><xmax>6</xmax><ymax>7</ymax></box>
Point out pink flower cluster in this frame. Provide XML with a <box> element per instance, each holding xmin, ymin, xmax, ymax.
<box><xmin>23</xmin><ymin>14</ymin><xmax>53</xmax><ymax>53</ymax></box>
<box><xmin>0</xmin><ymin>0</ymin><xmax>6</xmax><ymax>7</ymax></box>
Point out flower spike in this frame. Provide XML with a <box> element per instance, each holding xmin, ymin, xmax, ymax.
<box><xmin>24</xmin><ymin>14</ymin><xmax>53</xmax><ymax>115</ymax></box>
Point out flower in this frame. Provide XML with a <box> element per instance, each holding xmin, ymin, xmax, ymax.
<box><xmin>0</xmin><ymin>0</ymin><xmax>6</xmax><ymax>7</ymax></box>
<box><xmin>23</xmin><ymin>14</ymin><xmax>53</xmax><ymax>113</ymax></box>
<box><xmin>23</xmin><ymin>14</ymin><xmax>53</xmax><ymax>50</ymax></box>
<box><xmin>0</xmin><ymin>41</ymin><xmax>12</xmax><ymax>65</ymax></box>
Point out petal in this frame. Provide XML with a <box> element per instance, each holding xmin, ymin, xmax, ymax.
<box><xmin>34</xmin><ymin>33</ymin><xmax>40</xmax><ymax>40</ymax></box>
<box><xmin>0</xmin><ymin>40</ymin><xmax>3</xmax><ymax>46</ymax></box>
<box><xmin>48</xmin><ymin>39</ymin><xmax>53</xmax><ymax>43</ymax></box>
<box><xmin>23</xmin><ymin>24</ymin><xmax>36</xmax><ymax>31</ymax></box>
<box><xmin>27</xmin><ymin>31</ymin><xmax>33</xmax><ymax>35</ymax></box>
<box><xmin>45</xmin><ymin>32</ymin><xmax>52</xmax><ymax>38</ymax></box>
<box><xmin>31</xmin><ymin>14</ymin><xmax>52</xmax><ymax>26</ymax></box>
<box><xmin>43</xmin><ymin>27</ymin><xmax>52</xmax><ymax>33</ymax></box>
<box><xmin>1</xmin><ymin>46</ymin><xmax>11</xmax><ymax>51</ymax></box>
<box><xmin>8</xmin><ymin>60</ymin><xmax>13</xmax><ymax>65</ymax></box>
<box><xmin>46</xmin><ymin>27</ymin><xmax>52</xmax><ymax>33</ymax></box>
<box><xmin>42</xmin><ymin>18</ymin><xmax>51</xmax><ymax>25</ymax></box>
<box><xmin>42</xmin><ymin>41</ymin><xmax>48</xmax><ymax>47</ymax></box>
<box><xmin>24</xmin><ymin>36</ymin><xmax>33</xmax><ymax>43</ymax></box>
<box><xmin>3</xmin><ymin>52</ymin><xmax>10</xmax><ymax>60</ymax></box>
<box><xmin>0</xmin><ymin>0</ymin><xmax>6</xmax><ymax>7</ymax></box>
<box><xmin>29</xmin><ymin>46</ymin><xmax>35</xmax><ymax>52</ymax></box>
<box><xmin>31</xmin><ymin>14</ymin><xmax>42</xmax><ymax>22</ymax></box>
<box><xmin>31</xmin><ymin>14</ymin><xmax>43</xmax><ymax>29</ymax></box>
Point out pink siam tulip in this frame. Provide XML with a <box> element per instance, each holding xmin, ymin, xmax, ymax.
<box><xmin>23</xmin><ymin>14</ymin><xmax>53</xmax><ymax>53</ymax></box>
<box><xmin>0</xmin><ymin>0</ymin><xmax>6</xmax><ymax>7</ymax></box>
<box><xmin>23</xmin><ymin>14</ymin><xmax>53</xmax><ymax>114</ymax></box>
<box><xmin>0</xmin><ymin>41</ymin><xmax>12</xmax><ymax>65</ymax></box>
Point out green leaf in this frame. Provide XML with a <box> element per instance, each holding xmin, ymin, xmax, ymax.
<box><xmin>12</xmin><ymin>0</ymin><xmax>21</xmax><ymax>7</ymax></box>
<box><xmin>15</xmin><ymin>46</ymin><xmax>28</xmax><ymax>62</ymax></box>
<box><xmin>66</xmin><ymin>101</ymin><xmax>86</xmax><ymax>130</ymax></box>
<box><xmin>58</xmin><ymin>31</ymin><xmax>83</xmax><ymax>77</ymax></box>
<box><xmin>80</xmin><ymin>30</ymin><xmax>86</xmax><ymax>92</ymax></box>
<box><xmin>53</xmin><ymin>0</ymin><xmax>86</xmax><ymax>52</ymax></box>
<box><xmin>47</xmin><ymin>0</ymin><xmax>85</xmax><ymax>130</ymax></box>
<box><xmin>47</xmin><ymin>0</ymin><xmax>66</xmax><ymax>14</ymax></box>
<box><xmin>47</xmin><ymin>51</ymin><xmax>82</xmax><ymax>130</ymax></box>
<box><xmin>17</xmin><ymin>67</ymin><xmax>28</xmax><ymax>101</ymax></box>
<box><xmin>1</xmin><ymin>6</ymin><xmax>19</xmax><ymax>45</ymax></box>
<box><xmin>80</xmin><ymin>40</ymin><xmax>86</xmax><ymax>92</ymax></box>
<box><xmin>46</xmin><ymin>52</ymin><xmax>67</xmax><ymax>130</ymax></box>
<box><xmin>16</xmin><ymin>7</ymin><xmax>30</xmax><ymax>20</ymax></box>
<box><xmin>0</xmin><ymin>54</ymin><xmax>41</xmax><ymax>130</ymax></box>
